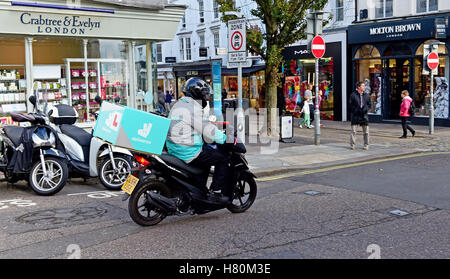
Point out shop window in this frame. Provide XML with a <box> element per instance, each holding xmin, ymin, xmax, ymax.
<box><xmin>354</xmin><ymin>45</ymin><xmax>382</xmax><ymax>115</ymax></box>
<box><xmin>355</xmin><ymin>59</ymin><xmax>382</xmax><ymax>115</ymax></box>
<box><xmin>355</xmin><ymin>45</ymin><xmax>381</xmax><ymax>59</ymax></box>
<box><xmin>0</xmin><ymin>36</ymin><xmax>26</xmax><ymax>118</ymax></box>
<box><xmin>383</xmin><ymin>44</ymin><xmax>412</xmax><ymax>57</ymax></box>
<box><xmin>414</xmin><ymin>41</ymin><xmax>449</xmax><ymax>119</ymax></box>
<box><xmin>282</xmin><ymin>58</ymin><xmax>335</xmax><ymax>120</ymax></box>
<box><xmin>32</xmin><ymin>37</ymin><xmax>84</xmax><ymax>117</ymax></box>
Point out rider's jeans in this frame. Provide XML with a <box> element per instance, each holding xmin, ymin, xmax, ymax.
<box><xmin>190</xmin><ymin>144</ymin><xmax>231</xmax><ymax>196</ymax></box>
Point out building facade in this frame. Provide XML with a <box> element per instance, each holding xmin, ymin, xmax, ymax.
<box><xmin>156</xmin><ymin>0</ymin><xmax>265</xmax><ymax>110</ymax></box>
<box><xmin>280</xmin><ymin>0</ymin><xmax>355</xmax><ymax>121</ymax></box>
<box><xmin>0</xmin><ymin>0</ymin><xmax>184</xmax><ymax>127</ymax></box>
<box><xmin>350</xmin><ymin>0</ymin><xmax>450</xmax><ymax>126</ymax></box>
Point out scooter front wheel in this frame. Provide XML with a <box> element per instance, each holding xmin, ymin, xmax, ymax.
<box><xmin>29</xmin><ymin>157</ymin><xmax>68</xmax><ymax>196</ymax></box>
<box><xmin>98</xmin><ymin>154</ymin><xmax>133</xmax><ymax>190</ymax></box>
<box><xmin>227</xmin><ymin>174</ymin><xmax>257</xmax><ymax>214</ymax></box>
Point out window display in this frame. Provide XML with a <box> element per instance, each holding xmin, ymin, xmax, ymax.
<box><xmin>414</xmin><ymin>41</ymin><xmax>449</xmax><ymax>119</ymax></box>
<box><xmin>354</xmin><ymin>45</ymin><xmax>382</xmax><ymax>115</ymax></box>
<box><xmin>0</xmin><ymin>37</ymin><xmax>26</xmax><ymax>115</ymax></box>
<box><xmin>282</xmin><ymin>58</ymin><xmax>335</xmax><ymax>120</ymax></box>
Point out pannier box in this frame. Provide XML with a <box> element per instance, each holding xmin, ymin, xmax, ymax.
<box><xmin>93</xmin><ymin>102</ymin><xmax>170</xmax><ymax>155</ymax></box>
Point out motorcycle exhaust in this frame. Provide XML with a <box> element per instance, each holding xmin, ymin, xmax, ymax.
<box><xmin>147</xmin><ymin>191</ymin><xmax>178</xmax><ymax>214</ymax></box>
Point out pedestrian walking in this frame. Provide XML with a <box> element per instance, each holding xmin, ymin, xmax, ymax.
<box><xmin>299</xmin><ymin>96</ymin><xmax>313</xmax><ymax>129</ymax></box>
<box><xmin>157</xmin><ymin>86</ymin><xmax>165</xmax><ymax>113</ymax></box>
<box><xmin>165</xmin><ymin>90</ymin><xmax>173</xmax><ymax>113</ymax></box>
<box><xmin>349</xmin><ymin>81</ymin><xmax>371</xmax><ymax>150</ymax></box>
<box><xmin>399</xmin><ymin>90</ymin><xmax>416</xmax><ymax>139</ymax></box>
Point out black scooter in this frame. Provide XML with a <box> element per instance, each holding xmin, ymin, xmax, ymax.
<box><xmin>0</xmin><ymin>96</ymin><xmax>69</xmax><ymax>195</ymax></box>
<box><xmin>124</xmin><ymin>139</ymin><xmax>257</xmax><ymax>226</ymax></box>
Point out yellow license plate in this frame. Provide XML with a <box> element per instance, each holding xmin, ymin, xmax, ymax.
<box><xmin>121</xmin><ymin>174</ymin><xmax>139</xmax><ymax>195</ymax></box>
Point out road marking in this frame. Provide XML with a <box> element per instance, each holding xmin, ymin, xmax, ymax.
<box><xmin>0</xmin><ymin>199</ymin><xmax>37</xmax><ymax>210</ymax></box>
<box><xmin>67</xmin><ymin>190</ymin><xmax>125</xmax><ymax>199</ymax></box>
<box><xmin>256</xmin><ymin>152</ymin><xmax>450</xmax><ymax>182</ymax></box>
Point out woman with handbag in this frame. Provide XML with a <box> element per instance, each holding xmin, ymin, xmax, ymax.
<box><xmin>399</xmin><ymin>90</ymin><xmax>416</xmax><ymax>139</ymax></box>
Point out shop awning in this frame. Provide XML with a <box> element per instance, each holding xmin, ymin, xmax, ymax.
<box><xmin>221</xmin><ymin>65</ymin><xmax>266</xmax><ymax>76</ymax></box>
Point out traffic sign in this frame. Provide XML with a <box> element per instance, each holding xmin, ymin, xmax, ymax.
<box><xmin>427</xmin><ymin>52</ymin><xmax>439</xmax><ymax>70</ymax></box>
<box><xmin>311</xmin><ymin>35</ymin><xmax>326</xmax><ymax>58</ymax></box>
<box><xmin>228</xmin><ymin>18</ymin><xmax>246</xmax><ymax>62</ymax></box>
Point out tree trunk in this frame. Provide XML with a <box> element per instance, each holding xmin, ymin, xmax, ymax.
<box><xmin>265</xmin><ymin>65</ymin><xmax>278</xmax><ymax>136</ymax></box>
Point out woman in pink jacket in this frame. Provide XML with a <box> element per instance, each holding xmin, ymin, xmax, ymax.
<box><xmin>399</xmin><ymin>90</ymin><xmax>416</xmax><ymax>138</ymax></box>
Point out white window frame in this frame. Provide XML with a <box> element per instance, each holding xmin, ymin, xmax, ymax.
<box><xmin>213</xmin><ymin>0</ymin><xmax>219</xmax><ymax>19</ymax></box>
<box><xmin>199</xmin><ymin>33</ymin><xmax>205</xmax><ymax>48</ymax></box>
<box><xmin>199</xmin><ymin>0</ymin><xmax>204</xmax><ymax>20</ymax></box>
<box><xmin>179</xmin><ymin>37</ymin><xmax>185</xmax><ymax>61</ymax></box>
<box><xmin>185</xmin><ymin>37</ymin><xmax>191</xmax><ymax>60</ymax></box>
<box><xmin>416</xmin><ymin>0</ymin><xmax>438</xmax><ymax>14</ymax></box>
<box><xmin>156</xmin><ymin>43</ymin><xmax>162</xmax><ymax>63</ymax></box>
<box><xmin>375</xmin><ymin>0</ymin><xmax>393</xmax><ymax>19</ymax></box>
<box><xmin>336</xmin><ymin>0</ymin><xmax>344</xmax><ymax>22</ymax></box>
<box><xmin>213</xmin><ymin>32</ymin><xmax>220</xmax><ymax>49</ymax></box>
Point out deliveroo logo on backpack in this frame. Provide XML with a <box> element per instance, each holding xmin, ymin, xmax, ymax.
<box><xmin>138</xmin><ymin>123</ymin><xmax>152</xmax><ymax>138</ymax></box>
<box><xmin>105</xmin><ymin>111</ymin><xmax>122</xmax><ymax>132</ymax></box>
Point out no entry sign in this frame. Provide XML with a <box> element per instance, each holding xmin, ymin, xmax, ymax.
<box><xmin>427</xmin><ymin>52</ymin><xmax>439</xmax><ymax>70</ymax></box>
<box><xmin>311</xmin><ymin>35</ymin><xmax>326</xmax><ymax>58</ymax></box>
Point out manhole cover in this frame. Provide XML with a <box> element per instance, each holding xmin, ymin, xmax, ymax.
<box><xmin>389</xmin><ymin>209</ymin><xmax>410</xmax><ymax>217</ymax></box>
<box><xmin>304</xmin><ymin>190</ymin><xmax>322</xmax><ymax>196</ymax></box>
<box><xmin>16</xmin><ymin>207</ymin><xmax>107</xmax><ymax>225</ymax></box>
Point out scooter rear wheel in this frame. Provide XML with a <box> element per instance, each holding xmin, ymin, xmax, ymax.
<box><xmin>128</xmin><ymin>180</ymin><xmax>171</xmax><ymax>226</ymax></box>
<box><xmin>98</xmin><ymin>154</ymin><xmax>133</xmax><ymax>190</ymax></box>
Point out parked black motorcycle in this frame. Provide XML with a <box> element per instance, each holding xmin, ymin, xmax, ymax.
<box><xmin>0</xmin><ymin>96</ymin><xmax>69</xmax><ymax>195</ymax></box>
<box><xmin>124</xmin><ymin>140</ymin><xmax>257</xmax><ymax>226</ymax></box>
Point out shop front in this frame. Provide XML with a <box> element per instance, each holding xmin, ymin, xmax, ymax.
<box><xmin>173</xmin><ymin>60</ymin><xmax>265</xmax><ymax>110</ymax></box>
<box><xmin>348</xmin><ymin>14</ymin><xmax>450</xmax><ymax>126</ymax></box>
<box><xmin>281</xmin><ymin>42</ymin><xmax>343</xmax><ymax>121</ymax></box>
<box><xmin>0</xmin><ymin>0</ymin><xmax>184</xmax><ymax>127</ymax></box>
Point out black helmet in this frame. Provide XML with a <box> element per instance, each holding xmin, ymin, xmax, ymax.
<box><xmin>182</xmin><ymin>78</ymin><xmax>211</xmax><ymax>107</ymax></box>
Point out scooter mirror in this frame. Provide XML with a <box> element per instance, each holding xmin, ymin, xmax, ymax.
<box><xmin>29</xmin><ymin>95</ymin><xmax>37</xmax><ymax>107</ymax></box>
<box><xmin>95</xmin><ymin>95</ymin><xmax>102</xmax><ymax>105</ymax></box>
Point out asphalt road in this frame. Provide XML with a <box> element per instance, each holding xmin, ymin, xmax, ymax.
<box><xmin>0</xmin><ymin>153</ymin><xmax>448</xmax><ymax>259</ymax></box>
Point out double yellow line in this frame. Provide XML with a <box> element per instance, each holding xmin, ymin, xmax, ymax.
<box><xmin>256</xmin><ymin>151</ymin><xmax>450</xmax><ymax>182</ymax></box>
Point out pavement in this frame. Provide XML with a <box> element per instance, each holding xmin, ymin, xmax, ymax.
<box><xmin>245</xmin><ymin>120</ymin><xmax>450</xmax><ymax>177</ymax></box>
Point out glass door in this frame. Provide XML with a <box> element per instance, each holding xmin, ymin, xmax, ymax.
<box><xmin>383</xmin><ymin>58</ymin><xmax>411</xmax><ymax>120</ymax></box>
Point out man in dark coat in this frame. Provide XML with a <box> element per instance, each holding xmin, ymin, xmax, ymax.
<box><xmin>349</xmin><ymin>81</ymin><xmax>372</xmax><ymax>150</ymax></box>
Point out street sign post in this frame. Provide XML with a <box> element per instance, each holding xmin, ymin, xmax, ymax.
<box><xmin>228</xmin><ymin>18</ymin><xmax>247</xmax><ymax>142</ymax></box>
<box><xmin>427</xmin><ymin>51</ymin><xmax>439</xmax><ymax>134</ymax></box>
<box><xmin>311</xmin><ymin>34</ymin><xmax>325</xmax><ymax>146</ymax></box>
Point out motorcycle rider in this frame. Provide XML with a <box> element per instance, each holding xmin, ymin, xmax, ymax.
<box><xmin>166</xmin><ymin>78</ymin><xmax>231</xmax><ymax>203</ymax></box>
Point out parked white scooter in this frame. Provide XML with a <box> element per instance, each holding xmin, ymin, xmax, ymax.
<box><xmin>47</xmin><ymin>96</ymin><xmax>135</xmax><ymax>190</ymax></box>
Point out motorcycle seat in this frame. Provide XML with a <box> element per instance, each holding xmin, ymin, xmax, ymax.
<box><xmin>159</xmin><ymin>153</ymin><xmax>205</xmax><ymax>176</ymax></box>
<box><xmin>3</xmin><ymin>126</ymin><xmax>25</xmax><ymax>147</ymax></box>
<box><xmin>59</xmin><ymin>124</ymin><xmax>92</xmax><ymax>147</ymax></box>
